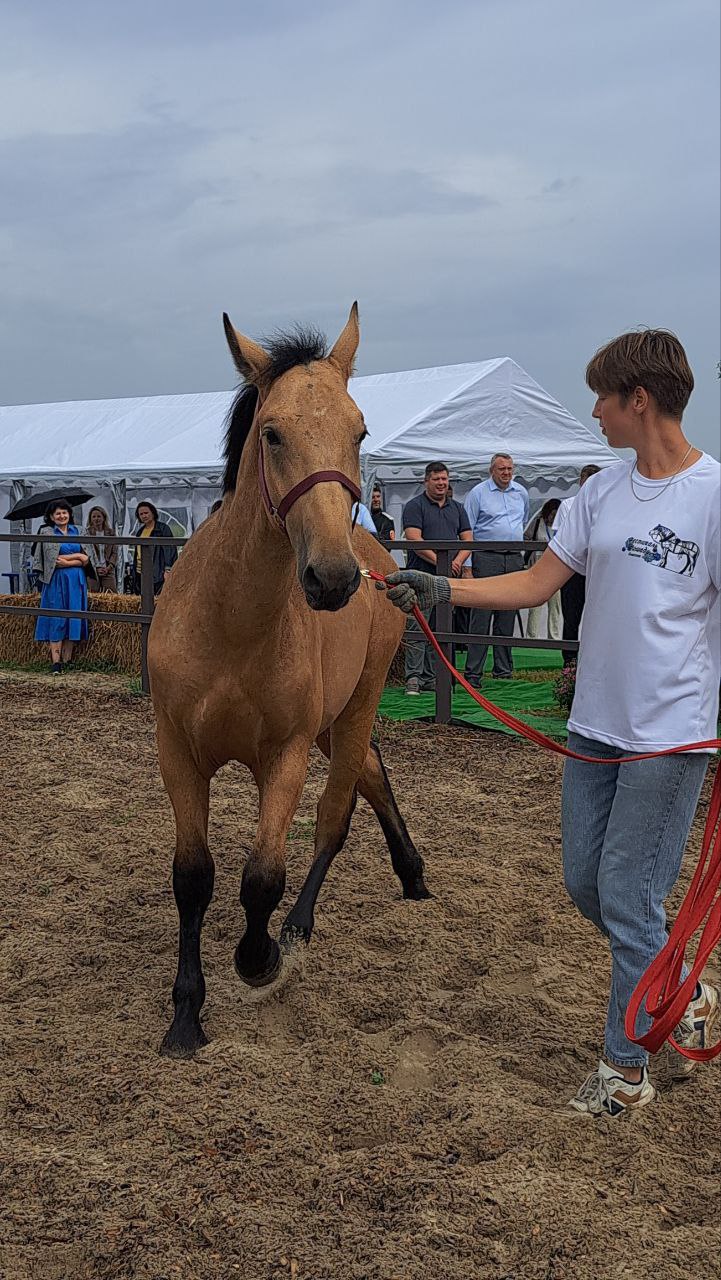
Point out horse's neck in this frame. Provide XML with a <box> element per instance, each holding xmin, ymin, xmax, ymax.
<box><xmin>217</xmin><ymin>459</ymin><xmax>297</xmax><ymax>622</ymax></box>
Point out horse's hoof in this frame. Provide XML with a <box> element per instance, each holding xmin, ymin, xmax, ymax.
<box><xmin>403</xmin><ymin>880</ymin><xmax>432</xmax><ymax>901</ymax></box>
<box><xmin>280</xmin><ymin>921</ymin><xmax>312</xmax><ymax>952</ymax></box>
<box><xmin>234</xmin><ymin>937</ymin><xmax>281</xmax><ymax>987</ymax></box>
<box><xmin>159</xmin><ymin>1022</ymin><xmax>209</xmax><ymax>1059</ymax></box>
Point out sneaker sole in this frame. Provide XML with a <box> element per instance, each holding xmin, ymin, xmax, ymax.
<box><xmin>668</xmin><ymin>995</ymin><xmax>720</xmax><ymax>1081</ymax></box>
<box><xmin>568</xmin><ymin>1083</ymin><xmax>657</xmax><ymax>1116</ymax></box>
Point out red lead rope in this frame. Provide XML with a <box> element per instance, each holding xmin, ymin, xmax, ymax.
<box><xmin>365</xmin><ymin>569</ymin><xmax>721</xmax><ymax>1060</ymax></box>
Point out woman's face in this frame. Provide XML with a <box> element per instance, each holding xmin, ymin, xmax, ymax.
<box><xmin>51</xmin><ymin>506</ymin><xmax>70</xmax><ymax>528</ymax></box>
<box><xmin>89</xmin><ymin>509</ymin><xmax>104</xmax><ymax>530</ymax></box>
<box><xmin>137</xmin><ymin>506</ymin><xmax>154</xmax><ymax>526</ymax></box>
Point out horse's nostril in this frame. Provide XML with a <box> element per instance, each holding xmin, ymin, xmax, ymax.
<box><xmin>301</xmin><ymin>564</ymin><xmax>324</xmax><ymax>598</ymax></box>
<box><xmin>301</xmin><ymin>561</ymin><xmax>360</xmax><ymax>610</ymax></box>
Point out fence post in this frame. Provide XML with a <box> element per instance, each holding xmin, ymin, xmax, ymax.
<box><xmin>139</xmin><ymin>541</ymin><xmax>155</xmax><ymax>695</ymax></box>
<box><xmin>434</xmin><ymin>549</ymin><xmax>453</xmax><ymax>725</ymax></box>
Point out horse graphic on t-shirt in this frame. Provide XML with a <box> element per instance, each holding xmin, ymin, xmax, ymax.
<box><xmin>622</xmin><ymin>524</ymin><xmax>699</xmax><ymax>576</ymax></box>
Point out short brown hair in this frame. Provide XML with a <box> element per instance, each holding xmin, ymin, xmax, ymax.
<box><xmin>585</xmin><ymin>329</ymin><xmax>694</xmax><ymax>420</ymax></box>
<box><xmin>424</xmin><ymin>461</ymin><xmax>449</xmax><ymax>479</ymax></box>
<box><xmin>579</xmin><ymin>464</ymin><xmax>601</xmax><ymax>484</ymax></box>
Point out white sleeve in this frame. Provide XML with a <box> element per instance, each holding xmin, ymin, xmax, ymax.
<box><xmin>552</xmin><ymin>497</ymin><xmax>570</xmax><ymax>537</ymax></box>
<box><xmin>551</xmin><ymin>487</ymin><xmax>593</xmax><ymax>574</ymax></box>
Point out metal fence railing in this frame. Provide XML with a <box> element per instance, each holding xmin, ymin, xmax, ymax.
<box><xmin>0</xmin><ymin>534</ymin><xmax>575</xmax><ymax>716</ymax></box>
<box><xmin>0</xmin><ymin>532</ymin><xmax>184</xmax><ymax>694</ymax></box>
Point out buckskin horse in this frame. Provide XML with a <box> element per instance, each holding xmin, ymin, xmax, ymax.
<box><xmin>149</xmin><ymin>304</ymin><xmax>430</xmax><ymax>1058</ymax></box>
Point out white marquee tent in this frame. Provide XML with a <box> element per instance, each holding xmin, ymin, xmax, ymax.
<box><xmin>0</xmin><ymin>358</ymin><xmax>614</xmax><ymax>585</ymax></box>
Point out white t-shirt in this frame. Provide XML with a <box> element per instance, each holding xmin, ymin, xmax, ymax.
<box><xmin>552</xmin><ymin>495</ymin><xmax>574</xmax><ymax>538</ymax></box>
<box><xmin>551</xmin><ymin>453</ymin><xmax>720</xmax><ymax>752</ymax></box>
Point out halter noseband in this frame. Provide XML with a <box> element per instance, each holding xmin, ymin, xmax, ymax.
<box><xmin>257</xmin><ymin>427</ymin><xmax>361</xmax><ymax>534</ymax></box>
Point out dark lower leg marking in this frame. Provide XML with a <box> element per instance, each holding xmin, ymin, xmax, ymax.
<box><xmin>160</xmin><ymin>850</ymin><xmax>215</xmax><ymax>1058</ymax></box>
<box><xmin>365</xmin><ymin>741</ymin><xmax>430</xmax><ymax>899</ymax></box>
<box><xmin>281</xmin><ymin>792</ymin><xmax>357</xmax><ymax>948</ymax></box>
<box><xmin>234</xmin><ymin>859</ymin><xmax>286</xmax><ymax>985</ymax></box>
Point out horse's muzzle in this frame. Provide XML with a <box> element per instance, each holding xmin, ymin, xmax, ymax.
<box><xmin>300</xmin><ymin>560</ymin><xmax>361</xmax><ymax>612</ymax></box>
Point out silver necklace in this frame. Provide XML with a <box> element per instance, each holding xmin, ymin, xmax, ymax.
<box><xmin>629</xmin><ymin>444</ymin><xmax>694</xmax><ymax>502</ymax></box>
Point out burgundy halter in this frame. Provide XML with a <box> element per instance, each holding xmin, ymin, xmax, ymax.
<box><xmin>256</xmin><ymin>428</ymin><xmax>361</xmax><ymax>534</ymax></box>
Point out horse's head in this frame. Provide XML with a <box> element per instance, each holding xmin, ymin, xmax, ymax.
<box><xmin>649</xmin><ymin>524</ymin><xmax>674</xmax><ymax>545</ymax></box>
<box><xmin>222</xmin><ymin>305</ymin><xmax>365</xmax><ymax>612</ymax></box>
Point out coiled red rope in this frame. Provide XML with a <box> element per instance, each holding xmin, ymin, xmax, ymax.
<box><xmin>366</xmin><ymin>568</ymin><xmax>721</xmax><ymax>1060</ymax></box>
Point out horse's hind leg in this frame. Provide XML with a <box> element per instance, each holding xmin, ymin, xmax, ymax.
<box><xmin>234</xmin><ymin>740</ymin><xmax>309</xmax><ymax>987</ymax></box>
<box><xmin>280</xmin><ymin>721</ymin><xmax>429</xmax><ymax>951</ymax></box>
<box><xmin>356</xmin><ymin>739</ymin><xmax>430</xmax><ymax>900</ymax></box>
<box><xmin>279</xmin><ymin>725</ymin><xmax>360</xmax><ymax>950</ymax></box>
<box><xmin>157</xmin><ymin>724</ymin><xmax>214</xmax><ymax>1059</ymax></box>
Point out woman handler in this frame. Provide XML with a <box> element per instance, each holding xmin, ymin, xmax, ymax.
<box><xmin>382</xmin><ymin>330</ymin><xmax>720</xmax><ymax>1117</ymax></box>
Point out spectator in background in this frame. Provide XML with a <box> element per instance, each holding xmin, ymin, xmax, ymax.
<box><xmin>83</xmin><ymin>506</ymin><xmax>118</xmax><ymax>592</ymax></box>
<box><xmin>524</xmin><ymin>499</ymin><xmax>562</xmax><ymax>640</ymax></box>
<box><xmin>131</xmin><ymin>501</ymin><xmax>178</xmax><ymax>596</ymax></box>
<box><xmin>352</xmin><ymin>501</ymin><xmax>377</xmax><ymax>533</ymax></box>
<box><xmin>554</xmin><ymin>465</ymin><xmax>602</xmax><ymax>664</ymax></box>
<box><xmin>463</xmin><ymin>453</ymin><xmax>529</xmax><ymax>683</ymax></box>
<box><xmin>33</xmin><ymin>501</ymin><xmax>92</xmax><ymax>674</ymax></box>
<box><xmin>369</xmin><ymin>485</ymin><xmax>395</xmax><ymax>540</ymax></box>
<box><xmin>401</xmin><ymin>462</ymin><xmax>472</xmax><ymax>694</ymax></box>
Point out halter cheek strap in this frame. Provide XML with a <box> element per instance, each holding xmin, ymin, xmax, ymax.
<box><xmin>257</xmin><ymin>427</ymin><xmax>361</xmax><ymax>534</ymax></box>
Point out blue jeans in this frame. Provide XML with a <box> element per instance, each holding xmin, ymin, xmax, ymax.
<box><xmin>562</xmin><ymin>732</ymin><xmax>708</xmax><ymax>1067</ymax></box>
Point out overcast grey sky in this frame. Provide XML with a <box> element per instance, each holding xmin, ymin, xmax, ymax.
<box><xmin>1</xmin><ymin>0</ymin><xmax>719</xmax><ymax>456</ymax></box>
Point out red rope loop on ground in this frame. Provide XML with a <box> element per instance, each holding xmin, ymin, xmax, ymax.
<box><xmin>366</xmin><ymin>568</ymin><xmax>721</xmax><ymax>1059</ymax></box>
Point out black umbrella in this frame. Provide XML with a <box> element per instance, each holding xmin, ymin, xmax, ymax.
<box><xmin>4</xmin><ymin>488</ymin><xmax>95</xmax><ymax>522</ymax></box>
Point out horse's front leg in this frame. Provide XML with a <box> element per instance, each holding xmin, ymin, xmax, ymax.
<box><xmin>234</xmin><ymin>740</ymin><xmax>309</xmax><ymax>986</ymax></box>
<box><xmin>157</xmin><ymin>724</ymin><xmax>214</xmax><ymax>1059</ymax></box>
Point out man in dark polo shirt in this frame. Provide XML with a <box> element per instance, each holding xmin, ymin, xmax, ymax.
<box><xmin>401</xmin><ymin>461</ymin><xmax>472</xmax><ymax>694</ymax></box>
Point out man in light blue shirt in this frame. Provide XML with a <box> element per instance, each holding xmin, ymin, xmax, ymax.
<box><xmin>463</xmin><ymin>452</ymin><xmax>529</xmax><ymax>682</ymax></box>
<box><xmin>352</xmin><ymin>501</ymin><xmax>378</xmax><ymax>534</ymax></box>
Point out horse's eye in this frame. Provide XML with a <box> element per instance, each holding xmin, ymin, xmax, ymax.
<box><xmin>356</xmin><ymin>429</ymin><xmax>368</xmax><ymax>447</ymax></box>
<box><xmin>264</xmin><ymin>428</ymin><xmax>282</xmax><ymax>449</ymax></box>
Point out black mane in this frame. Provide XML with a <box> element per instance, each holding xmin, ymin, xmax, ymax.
<box><xmin>221</xmin><ymin>324</ymin><xmax>329</xmax><ymax>493</ymax></box>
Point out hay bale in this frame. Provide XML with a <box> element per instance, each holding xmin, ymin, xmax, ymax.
<box><xmin>0</xmin><ymin>593</ymin><xmax>143</xmax><ymax>673</ymax></box>
<box><xmin>1</xmin><ymin>592</ymin><xmax>405</xmax><ymax>682</ymax></box>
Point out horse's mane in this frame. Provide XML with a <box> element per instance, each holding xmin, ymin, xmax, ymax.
<box><xmin>222</xmin><ymin>325</ymin><xmax>329</xmax><ymax>493</ymax></box>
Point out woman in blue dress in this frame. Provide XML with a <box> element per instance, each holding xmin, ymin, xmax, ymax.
<box><xmin>33</xmin><ymin>501</ymin><xmax>92</xmax><ymax>674</ymax></box>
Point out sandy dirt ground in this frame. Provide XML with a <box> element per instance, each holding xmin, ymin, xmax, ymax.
<box><xmin>1</xmin><ymin>670</ymin><xmax>719</xmax><ymax>1280</ymax></box>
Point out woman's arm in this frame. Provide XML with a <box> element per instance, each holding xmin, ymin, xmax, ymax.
<box><xmin>57</xmin><ymin>553</ymin><xmax>88</xmax><ymax>567</ymax></box>
<box><xmin>382</xmin><ymin>548</ymin><xmax>574</xmax><ymax>614</ymax></box>
<box><xmin>449</xmin><ymin>548</ymin><xmax>573</xmax><ymax>609</ymax></box>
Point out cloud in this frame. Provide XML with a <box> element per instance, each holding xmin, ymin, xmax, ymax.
<box><xmin>0</xmin><ymin>0</ymin><xmax>718</xmax><ymax>455</ymax></box>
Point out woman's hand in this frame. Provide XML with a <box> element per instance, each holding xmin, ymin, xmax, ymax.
<box><xmin>377</xmin><ymin>570</ymin><xmax>451</xmax><ymax>614</ymax></box>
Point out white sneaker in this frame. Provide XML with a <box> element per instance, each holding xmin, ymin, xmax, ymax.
<box><xmin>670</xmin><ymin>981</ymin><xmax>720</xmax><ymax>1080</ymax></box>
<box><xmin>405</xmin><ymin>678</ymin><xmax>420</xmax><ymax>696</ymax></box>
<box><xmin>569</xmin><ymin>1059</ymin><xmax>656</xmax><ymax>1117</ymax></box>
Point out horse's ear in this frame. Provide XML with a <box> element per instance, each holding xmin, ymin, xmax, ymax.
<box><xmin>328</xmin><ymin>301</ymin><xmax>360</xmax><ymax>383</ymax></box>
<box><xmin>223</xmin><ymin>314</ymin><xmax>271</xmax><ymax>386</ymax></box>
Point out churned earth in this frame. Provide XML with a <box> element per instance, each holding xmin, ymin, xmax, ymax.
<box><xmin>1</xmin><ymin>671</ymin><xmax>719</xmax><ymax>1280</ymax></box>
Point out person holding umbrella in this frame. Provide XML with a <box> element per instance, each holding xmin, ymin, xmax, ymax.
<box><xmin>32</xmin><ymin>500</ymin><xmax>93</xmax><ymax>674</ymax></box>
